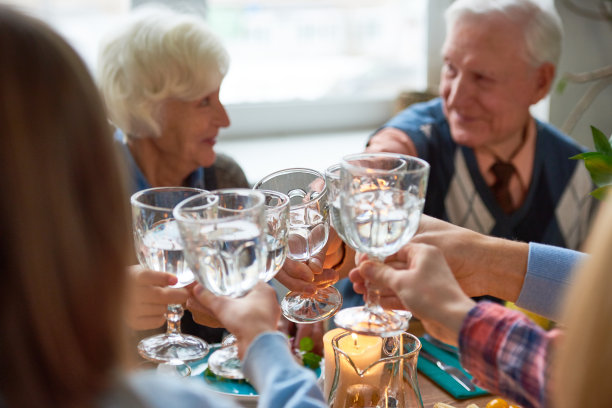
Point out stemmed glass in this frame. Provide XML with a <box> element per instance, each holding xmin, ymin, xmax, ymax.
<box><xmin>254</xmin><ymin>168</ymin><xmax>342</xmax><ymax>323</ymax></box>
<box><xmin>131</xmin><ymin>187</ymin><xmax>213</xmax><ymax>363</ymax></box>
<box><xmin>333</xmin><ymin>153</ymin><xmax>429</xmax><ymax>336</ymax></box>
<box><xmin>173</xmin><ymin>188</ymin><xmax>268</xmax><ymax>377</ymax></box>
<box><xmin>204</xmin><ymin>190</ymin><xmax>290</xmax><ymax>379</ymax></box>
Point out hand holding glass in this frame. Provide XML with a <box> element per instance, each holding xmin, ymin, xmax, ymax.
<box><xmin>174</xmin><ymin>188</ymin><xmax>268</xmax><ymax>379</ymax></box>
<box><xmin>254</xmin><ymin>168</ymin><xmax>341</xmax><ymax>323</ymax></box>
<box><xmin>333</xmin><ymin>153</ymin><xmax>429</xmax><ymax>336</ymax></box>
<box><xmin>131</xmin><ymin>187</ymin><xmax>212</xmax><ymax>363</ymax></box>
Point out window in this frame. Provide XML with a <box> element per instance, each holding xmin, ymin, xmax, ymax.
<box><xmin>12</xmin><ymin>0</ymin><xmax>428</xmax><ymax>137</ymax></box>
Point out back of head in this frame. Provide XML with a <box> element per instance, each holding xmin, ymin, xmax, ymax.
<box><xmin>0</xmin><ymin>5</ymin><xmax>131</xmax><ymax>407</ymax></box>
<box><xmin>444</xmin><ymin>0</ymin><xmax>563</xmax><ymax>68</ymax></box>
<box><xmin>554</xmin><ymin>199</ymin><xmax>612</xmax><ymax>407</ymax></box>
<box><xmin>98</xmin><ymin>4</ymin><xmax>230</xmax><ymax>138</ymax></box>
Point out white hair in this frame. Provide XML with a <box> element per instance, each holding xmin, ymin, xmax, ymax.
<box><xmin>97</xmin><ymin>5</ymin><xmax>229</xmax><ymax>137</ymax></box>
<box><xmin>445</xmin><ymin>0</ymin><xmax>563</xmax><ymax>68</ymax></box>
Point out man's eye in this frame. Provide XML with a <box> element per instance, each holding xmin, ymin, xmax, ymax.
<box><xmin>443</xmin><ymin>63</ymin><xmax>456</xmax><ymax>77</ymax></box>
<box><xmin>198</xmin><ymin>97</ymin><xmax>211</xmax><ymax>107</ymax></box>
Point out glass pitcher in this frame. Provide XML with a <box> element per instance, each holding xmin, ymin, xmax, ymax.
<box><xmin>327</xmin><ymin>331</ymin><xmax>423</xmax><ymax>408</ymax></box>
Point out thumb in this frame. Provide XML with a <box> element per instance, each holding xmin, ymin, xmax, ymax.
<box><xmin>360</xmin><ymin>260</ymin><xmax>395</xmax><ymax>287</ymax></box>
<box><xmin>192</xmin><ymin>284</ymin><xmax>222</xmax><ymax>312</ymax></box>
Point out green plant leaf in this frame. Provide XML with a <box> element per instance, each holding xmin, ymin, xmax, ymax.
<box><xmin>591</xmin><ymin>185</ymin><xmax>612</xmax><ymax>200</ymax></box>
<box><xmin>591</xmin><ymin>125</ymin><xmax>612</xmax><ymax>155</ymax></box>
<box><xmin>299</xmin><ymin>336</ymin><xmax>314</xmax><ymax>352</ymax></box>
<box><xmin>302</xmin><ymin>352</ymin><xmax>322</xmax><ymax>369</ymax></box>
<box><xmin>570</xmin><ymin>151</ymin><xmax>605</xmax><ymax>160</ymax></box>
<box><xmin>583</xmin><ymin>155</ymin><xmax>612</xmax><ymax>186</ymax></box>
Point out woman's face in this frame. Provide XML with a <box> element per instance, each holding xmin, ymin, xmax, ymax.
<box><xmin>153</xmin><ymin>87</ymin><xmax>230</xmax><ymax>169</ymax></box>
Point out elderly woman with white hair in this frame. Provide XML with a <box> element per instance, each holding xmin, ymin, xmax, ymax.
<box><xmin>97</xmin><ymin>6</ymin><xmax>249</xmax><ymax>343</ymax></box>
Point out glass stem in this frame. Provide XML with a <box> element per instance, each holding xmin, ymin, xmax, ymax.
<box><xmin>165</xmin><ymin>303</ymin><xmax>184</xmax><ymax>336</ymax></box>
<box><xmin>364</xmin><ymin>258</ymin><xmax>385</xmax><ymax>314</ymax></box>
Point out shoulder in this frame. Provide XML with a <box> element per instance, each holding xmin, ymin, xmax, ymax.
<box><xmin>536</xmin><ymin>120</ymin><xmax>587</xmax><ymax>155</ymax></box>
<box><xmin>100</xmin><ymin>371</ymin><xmax>239</xmax><ymax>408</ymax></box>
<box><xmin>386</xmin><ymin>98</ymin><xmax>446</xmax><ymax>130</ymax></box>
<box><xmin>212</xmin><ymin>153</ymin><xmax>249</xmax><ymax>188</ymax></box>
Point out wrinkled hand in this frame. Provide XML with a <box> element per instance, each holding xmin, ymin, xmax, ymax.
<box><xmin>192</xmin><ymin>282</ymin><xmax>280</xmax><ymax>358</ymax></box>
<box><xmin>352</xmin><ymin>243</ymin><xmax>476</xmax><ymax>346</ymax></box>
<box><xmin>125</xmin><ymin>265</ymin><xmax>190</xmax><ymax>330</ymax></box>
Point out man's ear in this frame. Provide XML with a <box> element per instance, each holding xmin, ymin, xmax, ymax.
<box><xmin>532</xmin><ymin>62</ymin><xmax>556</xmax><ymax>104</ymax></box>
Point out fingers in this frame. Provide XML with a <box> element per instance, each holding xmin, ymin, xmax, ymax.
<box><xmin>275</xmin><ymin>258</ymin><xmax>317</xmax><ymax>294</ymax></box>
<box><xmin>185</xmin><ymin>295</ymin><xmax>222</xmax><ymax>328</ymax></box>
<box><xmin>312</xmin><ymin>268</ymin><xmax>339</xmax><ymax>288</ymax></box>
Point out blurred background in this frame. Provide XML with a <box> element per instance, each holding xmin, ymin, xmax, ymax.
<box><xmin>12</xmin><ymin>0</ymin><xmax>612</xmax><ymax>185</ymax></box>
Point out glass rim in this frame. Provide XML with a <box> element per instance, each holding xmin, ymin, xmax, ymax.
<box><xmin>253</xmin><ymin>167</ymin><xmax>328</xmax><ymax>209</ymax></box>
<box><xmin>130</xmin><ymin>186</ymin><xmax>207</xmax><ymax>212</ymax></box>
<box><xmin>258</xmin><ymin>189</ymin><xmax>291</xmax><ymax>210</ymax></box>
<box><xmin>173</xmin><ymin>188</ymin><xmax>265</xmax><ymax>224</ymax></box>
<box><xmin>341</xmin><ymin>152</ymin><xmax>430</xmax><ymax>175</ymax></box>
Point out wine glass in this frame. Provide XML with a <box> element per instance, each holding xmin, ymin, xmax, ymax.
<box><xmin>131</xmin><ymin>187</ymin><xmax>213</xmax><ymax>363</ymax></box>
<box><xmin>204</xmin><ymin>190</ymin><xmax>290</xmax><ymax>379</ymax></box>
<box><xmin>174</xmin><ymin>188</ymin><xmax>267</xmax><ymax>378</ymax></box>
<box><xmin>333</xmin><ymin>153</ymin><xmax>429</xmax><ymax>336</ymax></box>
<box><xmin>254</xmin><ymin>168</ymin><xmax>342</xmax><ymax>323</ymax></box>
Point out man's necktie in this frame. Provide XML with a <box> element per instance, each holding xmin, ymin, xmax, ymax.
<box><xmin>490</xmin><ymin>161</ymin><xmax>515</xmax><ymax>214</ymax></box>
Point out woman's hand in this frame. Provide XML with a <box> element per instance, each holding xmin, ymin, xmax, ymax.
<box><xmin>192</xmin><ymin>282</ymin><xmax>280</xmax><ymax>358</ymax></box>
<box><xmin>125</xmin><ymin>265</ymin><xmax>190</xmax><ymax>330</ymax></box>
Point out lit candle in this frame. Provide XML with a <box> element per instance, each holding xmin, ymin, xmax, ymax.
<box><xmin>323</xmin><ymin>328</ymin><xmax>383</xmax><ymax>406</ymax></box>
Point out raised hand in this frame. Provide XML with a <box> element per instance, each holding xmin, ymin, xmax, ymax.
<box><xmin>354</xmin><ymin>243</ymin><xmax>476</xmax><ymax>346</ymax></box>
<box><xmin>192</xmin><ymin>282</ymin><xmax>281</xmax><ymax>358</ymax></box>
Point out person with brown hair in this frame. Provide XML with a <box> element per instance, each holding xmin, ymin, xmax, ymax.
<box><xmin>0</xmin><ymin>5</ymin><xmax>326</xmax><ymax>407</ymax></box>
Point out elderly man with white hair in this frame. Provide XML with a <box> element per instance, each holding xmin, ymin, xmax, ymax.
<box><xmin>338</xmin><ymin>0</ymin><xmax>598</xmax><ymax>314</ymax></box>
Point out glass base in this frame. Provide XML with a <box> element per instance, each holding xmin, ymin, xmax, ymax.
<box><xmin>208</xmin><ymin>345</ymin><xmax>245</xmax><ymax>380</ymax></box>
<box><xmin>333</xmin><ymin>306</ymin><xmax>411</xmax><ymax>336</ymax></box>
<box><xmin>281</xmin><ymin>286</ymin><xmax>343</xmax><ymax>323</ymax></box>
<box><xmin>137</xmin><ymin>333</ymin><xmax>209</xmax><ymax>363</ymax></box>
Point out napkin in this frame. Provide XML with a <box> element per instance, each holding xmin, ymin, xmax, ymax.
<box><xmin>417</xmin><ymin>336</ymin><xmax>489</xmax><ymax>399</ymax></box>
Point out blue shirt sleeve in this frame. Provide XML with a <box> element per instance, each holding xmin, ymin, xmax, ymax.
<box><xmin>242</xmin><ymin>331</ymin><xmax>327</xmax><ymax>408</ymax></box>
<box><xmin>515</xmin><ymin>242</ymin><xmax>586</xmax><ymax>320</ymax></box>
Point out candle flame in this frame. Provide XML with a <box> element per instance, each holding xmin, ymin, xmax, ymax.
<box><xmin>352</xmin><ymin>333</ymin><xmax>358</xmax><ymax>348</ymax></box>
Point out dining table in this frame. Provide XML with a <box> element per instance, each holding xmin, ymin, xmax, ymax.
<box><xmin>145</xmin><ymin>318</ymin><xmax>519</xmax><ymax>408</ymax></box>
<box><xmin>408</xmin><ymin>319</ymin><xmax>514</xmax><ymax>408</ymax></box>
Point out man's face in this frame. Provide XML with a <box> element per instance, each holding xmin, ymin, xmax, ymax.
<box><xmin>439</xmin><ymin>15</ymin><xmax>545</xmax><ymax>149</ymax></box>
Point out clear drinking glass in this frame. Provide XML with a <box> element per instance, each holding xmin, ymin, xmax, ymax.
<box><xmin>203</xmin><ymin>190</ymin><xmax>290</xmax><ymax>379</ymax></box>
<box><xmin>131</xmin><ymin>187</ymin><xmax>213</xmax><ymax>363</ymax></box>
<box><xmin>174</xmin><ymin>189</ymin><xmax>267</xmax><ymax>377</ymax></box>
<box><xmin>254</xmin><ymin>168</ymin><xmax>342</xmax><ymax>323</ymax></box>
<box><xmin>333</xmin><ymin>153</ymin><xmax>429</xmax><ymax>336</ymax></box>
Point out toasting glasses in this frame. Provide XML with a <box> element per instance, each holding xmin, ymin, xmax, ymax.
<box><xmin>131</xmin><ymin>187</ymin><xmax>213</xmax><ymax>363</ymax></box>
<box><xmin>254</xmin><ymin>168</ymin><xmax>342</xmax><ymax>323</ymax></box>
<box><xmin>333</xmin><ymin>153</ymin><xmax>429</xmax><ymax>336</ymax></box>
<box><xmin>194</xmin><ymin>190</ymin><xmax>290</xmax><ymax>379</ymax></box>
<box><xmin>174</xmin><ymin>189</ymin><xmax>269</xmax><ymax>378</ymax></box>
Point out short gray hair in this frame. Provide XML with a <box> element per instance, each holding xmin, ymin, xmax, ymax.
<box><xmin>97</xmin><ymin>5</ymin><xmax>229</xmax><ymax>137</ymax></box>
<box><xmin>445</xmin><ymin>0</ymin><xmax>563</xmax><ymax>68</ymax></box>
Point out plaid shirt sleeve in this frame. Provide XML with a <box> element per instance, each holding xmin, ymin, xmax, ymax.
<box><xmin>458</xmin><ymin>302</ymin><xmax>562</xmax><ymax>408</ymax></box>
